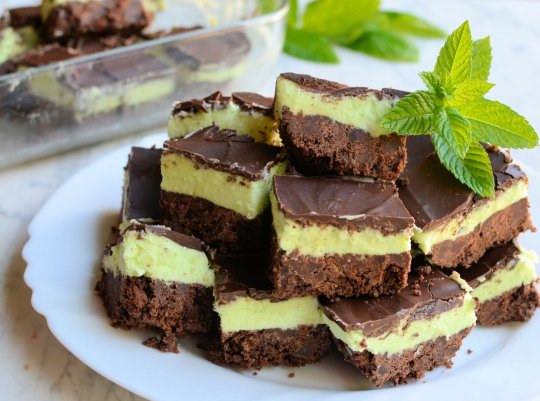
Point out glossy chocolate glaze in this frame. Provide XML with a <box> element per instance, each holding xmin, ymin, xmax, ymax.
<box><xmin>172</xmin><ymin>91</ymin><xmax>273</xmax><ymax>116</ymax></box>
<box><xmin>273</xmin><ymin>175</ymin><xmax>414</xmax><ymax>232</ymax></box>
<box><xmin>164</xmin><ymin>125</ymin><xmax>283</xmax><ymax>180</ymax></box>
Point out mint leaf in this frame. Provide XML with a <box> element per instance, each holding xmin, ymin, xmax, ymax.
<box><xmin>471</xmin><ymin>37</ymin><xmax>491</xmax><ymax>81</ymax></box>
<box><xmin>432</xmin><ymin>135</ymin><xmax>495</xmax><ymax>197</ymax></box>
<box><xmin>287</xmin><ymin>0</ymin><xmax>299</xmax><ymax>26</ymax></box>
<box><xmin>348</xmin><ymin>30</ymin><xmax>419</xmax><ymax>62</ymax></box>
<box><xmin>375</xmin><ymin>11</ymin><xmax>446</xmax><ymax>38</ymax></box>
<box><xmin>458</xmin><ymin>99</ymin><xmax>538</xmax><ymax>148</ymax></box>
<box><xmin>303</xmin><ymin>0</ymin><xmax>379</xmax><ymax>41</ymax></box>
<box><xmin>434</xmin><ymin>21</ymin><xmax>472</xmax><ymax>89</ymax></box>
<box><xmin>283</xmin><ymin>27</ymin><xmax>339</xmax><ymax>63</ymax></box>
<box><xmin>420</xmin><ymin>72</ymin><xmax>442</xmax><ymax>92</ymax></box>
<box><xmin>381</xmin><ymin>91</ymin><xmax>436</xmax><ymax>134</ymax></box>
<box><xmin>435</xmin><ymin>107</ymin><xmax>471</xmax><ymax>158</ymax></box>
<box><xmin>446</xmin><ymin>79</ymin><xmax>494</xmax><ymax>106</ymax></box>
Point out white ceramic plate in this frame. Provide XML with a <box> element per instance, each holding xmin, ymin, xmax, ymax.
<box><xmin>23</xmin><ymin>133</ymin><xmax>540</xmax><ymax>401</ymax></box>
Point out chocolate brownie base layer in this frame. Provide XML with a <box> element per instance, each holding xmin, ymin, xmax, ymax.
<box><xmin>429</xmin><ymin>198</ymin><xmax>533</xmax><ymax>268</ymax></box>
<box><xmin>270</xmin><ymin>236</ymin><xmax>410</xmax><ymax>299</ymax></box>
<box><xmin>160</xmin><ymin>190</ymin><xmax>270</xmax><ymax>253</ymax></box>
<box><xmin>335</xmin><ymin>327</ymin><xmax>472</xmax><ymax>387</ymax></box>
<box><xmin>44</xmin><ymin>0</ymin><xmax>152</xmax><ymax>42</ymax></box>
<box><xmin>477</xmin><ymin>283</ymin><xmax>539</xmax><ymax>326</ymax></box>
<box><xmin>210</xmin><ymin>325</ymin><xmax>332</xmax><ymax>369</ymax></box>
<box><xmin>96</xmin><ymin>270</ymin><xmax>213</xmax><ymax>352</ymax></box>
<box><xmin>279</xmin><ymin>110</ymin><xmax>406</xmax><ymax>181</ymax></box>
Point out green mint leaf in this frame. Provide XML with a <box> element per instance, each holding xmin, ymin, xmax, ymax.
<box><xmin>446</xmin><ymin>79</ymin><xmax>494</xmax><ymax>106</ymax></box>
<box><xmin>420</xmin><ymin>71</ymin><xmax>442</xmax><ymax>92</ymax></box>
<box><xmin>287</xmin><ymin>0</ymin><xmax>299</xmax><ymax>26</ymax></box>
<box><xmin>458</xmin><ymin>99</ymin><xmax>539</xmax><ymax>148</ymax></box>
<box><xmin>381</xmin><ymin>91</ymin><xmax>436</xmax><ymax>134</ymax></box>
<box><xmin>471</xmin><ymin>37</ymin><xmax>492</xmax><ymax>81</ymax></box>
<box><xmin>432</xmin><ymin>135</ymin><xmax>495</xmax><ymax>197</ymax></box>
<box><xmin>434</xmin><ymin>107</ymin><xmax>471</xmax><ymax>158</ymax></box>
<box><xmin>303</xmin><ymin>0</ymin><xmax>379</xmax><ymax>40</ymax></box>
<box><xmin>434</xmin><ymin>21</ymin><xmax>473</xmax><ymax>89</ymax></box>
<box><xmin>374</xmin><ymin>11</ymin><xmax>446</xmax><ymax>38</ymax></box>
<box><xmin>348</xmin><ymin>30</ymin><xmax>419</xmax><ymax>62</ymax></box>
<box><xmin>283</xmin><ymin>27</ymin><xmax>339</xmax><ymax>63</ymax></box>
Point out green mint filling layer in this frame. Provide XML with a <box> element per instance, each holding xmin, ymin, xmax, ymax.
<box><xmin>414</xmin><ymin>179</ymin><xmax>528</xmax><ymax>254</ymax></box>
<box><xmin>168</xmin><ymin>104</ymin><xmax>279</xmax><ymax>145</ymax></box>
<box><xmin>274</xmin><ymin>76</ymin><xmax>395</xmax><ymax>137</ymax></box>
<box><xmin>103</xmin><ymin>229</ymin><xmax>214</xmax><ymax>286</ymax></box>
<box><xmin>28</xmin><ymin>72</ymin><xmax>175</xmax><ymax>120</ymax></box>
<box><xmin>0</xmin><ymin>27</ymin><xmax>28</xmax><ymax>64</ymax></box>
<box><xmin>270</xmin><ymin>192</ymin><xmax>412</xmax><ymax>257</ymax></box>
<box><xmin>215</xmin><ymin>296</ymin><xmax>321</xmax><ymax>332</ymax></box>
<box><xmin>323</xmin><ymin>293</ymin><xmax>476</xmax><ymax>355</ymax></box>
<box><xmin>473</xmin><ymin>249</ymin><xmax>538</xmax><ymax>303</ymax></box>
<box><xmin>161</xmin><ymin>152</ymin><xmax>287</xmax><ymax>219</ymax></box>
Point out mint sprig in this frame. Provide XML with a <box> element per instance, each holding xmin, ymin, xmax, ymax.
<box><xmin>381</xmin><ymin>21</ymin><xmax>538</xmax><ymax>197</ymax></box>
<box><xmin>282</xmin><ymin>0</ymin><xmax>445</xmax><ymax>64</ymax></box>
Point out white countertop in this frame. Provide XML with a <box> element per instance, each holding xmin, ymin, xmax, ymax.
<box><xmin>1</xmin><ymin>1</ymin><xmax>539</xmax><ymax>400</ymax></box>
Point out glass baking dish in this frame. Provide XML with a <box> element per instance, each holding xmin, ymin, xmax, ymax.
<box><xmin>0</xmin><ymin>0</ymin><xmax>287</xmax><ymax>169</ymax></box>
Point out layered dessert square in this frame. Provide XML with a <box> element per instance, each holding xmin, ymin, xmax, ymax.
<box><xmin>168</xmin><ymin>91</ymin><xmax>279</xmax><ymax>145</ymax></box>
<box><xmin>97</xmin><ymin>223</ymin><xmax>215</xmax><ymax>353</ymax></box>
<box><xmin>399</xmin><ymin>135</ymin><xmax>534</xmax><ymax>268</ymax></box>
<box><xmin>210</xmin><ymin>253</ymin><xmax>330</xmax><ymax>369</ymax></box>
<box><xmin>26</xmin><ymin>51</ymin><xmax>175</xmax><ymax>121</ymax></box>
<box><xmin>274</xmin><ymin>73</ymin><xmax>407</xmax><ymax>180</ymax></box>
<box><xmin>160</xmin><ymin>125</ymin><xmax>287</xmax><ymax>252</ymax></box>
<box><xmin>269</xmin><ymin>175</ymin><xmax>414</xmax><ymax>299</ymax></box>
<box><xmin>321</xmin><ymin>268</ymin><xmax>476</xmax><ymax>386</ymax></box>
<box><xmin>453</xmin><ymin>241</ymin><xmax>539</xmax><ymax>326</ymax></box>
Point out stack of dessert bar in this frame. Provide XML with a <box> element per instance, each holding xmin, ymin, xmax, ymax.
<box><xmin>96</xmin><ymin>73</ymin><xmax>539</xmax><ymax>386</ymax></box>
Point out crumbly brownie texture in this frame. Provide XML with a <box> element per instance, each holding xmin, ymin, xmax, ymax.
<box><xmin>279</xmin><ymin>109</ymin><xmax>406</xmax><ymax>181</ymax></box>
<box><xmin>270</xmin><ymin>233</ymin><xmax>411</xmax><ymax>299</ymax></box>
<box><xmin>476</xmin><ymin>283</ymin><xmax>539</xmax><ymax>326</ymax></box>
<box><xmin>210</xmin><ymin>325</ymin><xmax>332</xmax><ymax>369</ymax></box>
<box><xmin>172</xmin><ymin>91</ymin><xmax>273</xmax><ymax>117</ymax></box>
<box><xmin>160</xmin><ymin>191</ymin><xmax>270</xmax><ymax>253</ymax></box>
<box><xmin>429</xmin><ymin>198</ymin><xmax>532</xmax><ymax>267</ymax></box>
<box><xmin>334</xmin><ymin>327</ymin><xmax>472</xmax><ymax>387</ymax></box>
<box><xmin>43</xmin><ymin>0</ymin><xmax>152</xmax><ymax>42</ymax></box>
<box><xmin>96</xmin><ymin>270</ymin><xmax>213</xmax><ymax>353</ymax></box>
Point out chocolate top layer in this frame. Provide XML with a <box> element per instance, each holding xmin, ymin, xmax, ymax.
<box><xmin>123</xmin><ymin>147</ymin><xmax>162</xmax><ymax>222</ymax></box>
<box><xmin>166</xmin><ymin>31</ymin><xmax>250</xmax><ymax>66</ymax></box>
<box><xmin>213</xmin><ymin>253</ymin><xmax>283</xmax><ymax>304</ymax></box>
<box><xmin>172</xmin><ymin>91</ymin><xmax>273</xmax><ymax>116</ymax></box>
<box><xmin>164</xmin><ymin>125</ymin><xmax>283</xmax><ymax>180</ymax></box>
<box><xmin>8</xmin><ymin>6</ymin><xmax>41</xmax><ymax>29</ymax></box>
<box><xmin>322</xmin><ymin>269</ymin><xmax>464</xmax><ymax>336</ymax></box>
<box><xmin>279</xmin><ymin>72</ymin><xmax>406</xmax><ymax>100</ymax></box>
<box><xmin>273</xmin><ymin>175</ymin><xmax>414</xmax><ymax>232</ymax></box>
<box><xmin>125</xmin><ymin>222</ymin><xmax>203</xmax><ymax>251</ymax></box>
<box><xmin>399</xmin><ymin>135</ymin><xmax>527</xmax><ymax>229</ymax></box>
<box><xmin>453</xmin><ymin>241</ymin><xmax>520</xmax><ymax>288</ymax></box>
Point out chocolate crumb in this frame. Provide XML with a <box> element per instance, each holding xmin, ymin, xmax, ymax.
<box><xmin>288</xmin><ymin>372</ymin><xmax>295</xmax><ymax>378</ymax></box>
<box><xmin>467</xmin><ymin>349</ymin><xmax>473</xmax><ymax>355</ymax></box>
<box><xmin>252</xmin><ymin>372</ymin><xmax>258</xmax><ymax>376</ymax></box>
